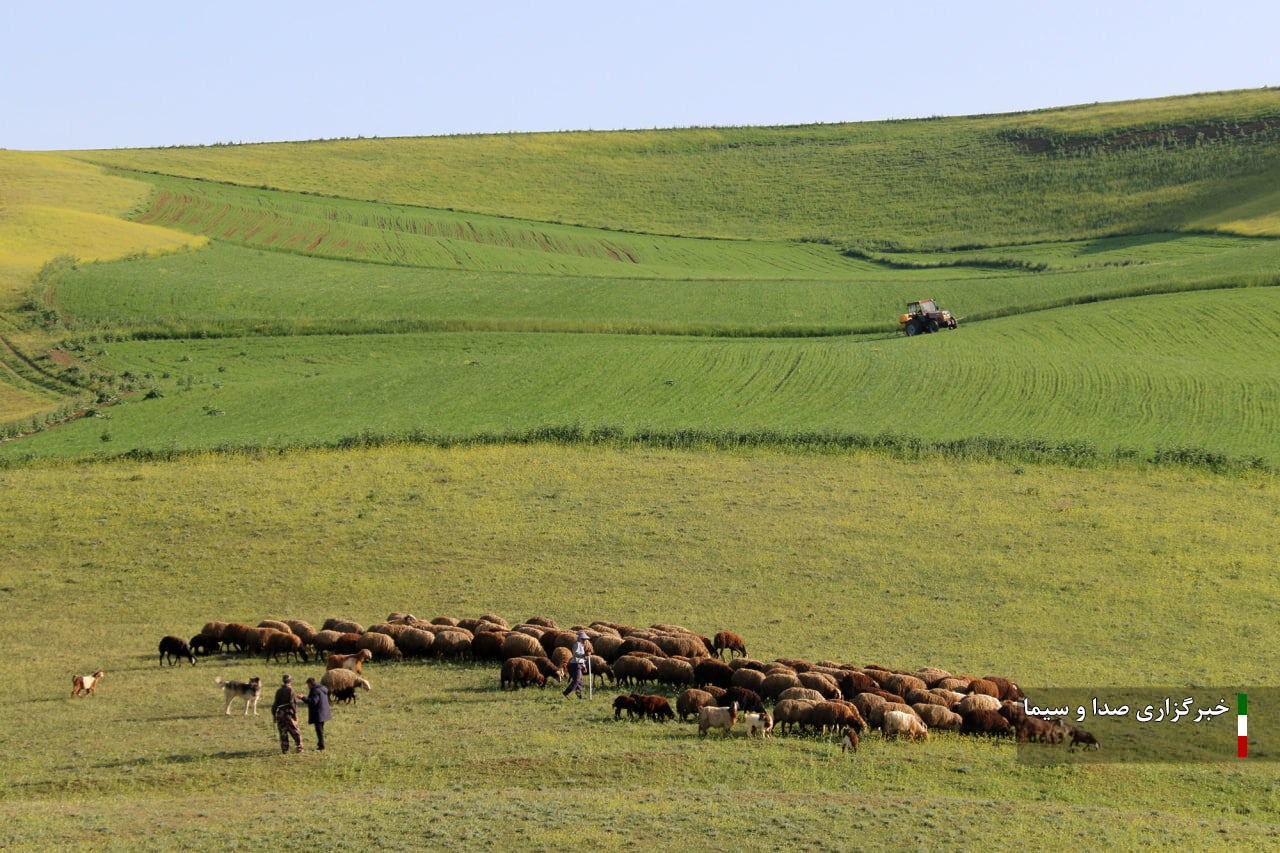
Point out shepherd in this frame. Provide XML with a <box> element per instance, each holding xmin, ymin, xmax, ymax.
<box><xmin>272</xmin><ymin>674</ymin><xmax>303</xmax><ymax>754</ymax></box>
<box><xmin>304</xmin><ymin>676</ymin><xmax>332</xmax><ymax>751</ymax></box>
<box><xmin>562</xmin><ymin>632</ymin><xmax>589</xmax><ymax>699</ymax></box>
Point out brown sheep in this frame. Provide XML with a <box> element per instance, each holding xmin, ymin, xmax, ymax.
<box><xmin>257</xmin><ymin>619</ymin><xmax>292</xmax><ymax>634</ymax></box>
<box><xmin>728</xmin><ymin>658</ymin><xmax>767</xmax><ymax>672</ymax></box>
<box><xmin>906</xmin><ymin>688</ymin><xmax>950</xmax><ymax>708</ymax></box>
<box><xmin>518</xmin><ymin>656</ymin><xmax>565</xmax><ymax>683</ymax></box>
<box><xmin>704</xmin><ymin>685</ymin><xmax>727</xmax><ymax>700</ymax></box>
<box><xmin>797</xmin><ymin>671</ymin><xmax>841</xmax><ymax>699</ymax></box>
<box><xmin>913</xmin><ymin>703</ymin><xmax>963</xmax><ymax>732</ymax></box>
<box><xmin>189</xmin><ymin>633</ymin><xmax>220</xmax><ymax>656</ymax></box>
<box><xmin>396</xmin><ymin>627</ymin><xmax>437</xmax><ymax>658</ymax></box>
<box><xmin>220</xmin><ymin>623</ymin><xmax>254</xmax><ymax>653</ymax></box>
<box><xmin>1069</xmin><ymin>726</ymin><xmax>1100</xmax><ymax>750</ymax></box>
<box><xmin>282</xmin><ymin>620</ymin><xmax>317</xmax><ymax>647</ymax></box>
<box><xmin>772</xmin><ymin>699</ymin><xmax>819</xmax><ymax>735</ymax></box>
<box><xmin>430</xmin><ymin>616</ymin><xmax>459</xmax><ymax>628</ymax></box>
<box><xmin>916</xmin><ymin>667</ymin><xmax>953</xmax><ymax>686</ymax></box>
<box><xmin>524</xmin><ymin>616</ymin><xmax>558</xmax><ymax>629</ymax></box>
<box><xmin>676</xmin><ymin>688</ymin><xmax>716</xmax><ymax>721</ymax></box>
<box><xmin>654</xmin><ymin>634</ymin><xmax>709</xmax><ymax>659</ymax></box>
<box><xmin>759</xmin><ymin>672</ymin><xmax>804</xmax><ymax>701</ymax></box>
<box><xmin>200</xmin><ymin>621</ymin><xmax>228</xmax><ymax>641</ymax></box>
<box><xmin>612</xmin><ymin>655</ymin><xmax>658</xmax><ymax>688</ymax></box>
<box><xmin>716</xmin><ymin>687</ymin><xmax>765</xmax><ymax>714</ymax></box>
<box><xmin>712</xmin><ymin>631</ymin><xmax>747</xmax><ymax>660</ymax></box>
<box><xmin>587</xmin><ymin>655</ymin><xmax>613</xmax><ymax>687</ymax></box>
<box><xmin>262</xmin><ymin>632</ymin><xmax>309</xmax><ymax>664</ymax></box>
<box><xmin>730</xmin><ymin>667</ymin><xmax>767</xmax><ymax>693</ymax></box>
<box><xmin>804</xmin><ymin>701</ymin><xmax>863</xmax><ymax>735</ymax></box>
<box><xmin>478</xmin><ymin>613</ymin><xmax>509</xmax><ymax>630</ymax></box>
<box><xmin>961</xmin><ymin>709</ymin><xmax>1012</xmax><ymax>737</ymax></box>
<box><xmin>357</xmin><ymin>632</ymin><xmax>403</xmax><ymax>661</ymax></box>
<box><xmin>512</xmin><ymin>625</ymin><xmax>546</xmax><ymax>639</ymax></box>
<box><xmin>618</xmin><ymin>637</ymin><xmax>665</xmax><ymax>658</ymax></box>
<box><xmin>590</xmin><ymin>634</ymin><xmax>624</xmax><ymax>661</ymax></box>
<box><xmin>500</xmin><ymin>657</ymin><xmax>545</xmax><ymax>689</ymax></box>
<box><xmin>501</xmin><ymin>632</ymin><xmax>547</xmax><ymax>660</ymax></box>
<box><xmin>778</xmin><ymin>687</ymin><xmax>826</xmax><ymax>704</ymax></box>
<box><xmin>321</xmin><ymin>668</ymin><xmax>372</xmax><ymax>693</ymax></box>
<box><xmin>431</xmin><ymin>629</ymin><xmax>472</xmax><ymax>659</ymax></box>
<box><xmin>884</xmin><ymin>674</ymin><xmax>927</xmax><ymax>698</ymax></box>
<box><xmin>322</xmin><ymin>618</ymin><xmax>365</xmax><ymax>635</ymax></box>
<box><xmin>613</xmin><ymin>695</ymin><xmax>639</xmax><ymax>719</ymax></box>
<box><xmin>331</xmin><ymin>633</ymin><xmax>363</xmax><ymax>655</ymax></box>
<box><xmin>967</xmin><ymin>678</ymin><xmax>1001</xmax><ymax>698</ymax></box>
<box><xmin>241</xmin><ymin>627</ymin><xmax>284</xmax><ymax>654</ymax></box>
<box><xmin>851</xmin><ymin>692</ymin><xmax>889</xmax><ymax>727</ymax></box>
<box><xmin>368</xmin><ymin>622</ymin><xmax>410</xmax><ymax>639</ymax></box>
<box><xmin>838</xmin><ymin>671</ymin><xmax>879</xmax><ymax>696</ymax></box>
<box><xmin>633</xmin><ymin>694</ymin><xmax>676</xmax><ymax>722</ymax></box>
<box><xmin>551</xmin><ymin>646</ymin><xmax>573</xmax><ymax>671</ymax></box>
<box><xmin>693</xmin><ymin>659</ymin><xmax>734</xmax><ymax>690</ymax></box>
<box><xmin>656</xmin><ymin>658</ymin><xmax>696</xmax><ymax>688</ymax></box>
<box><xmin>311</xmin><ymin>630</ymin><xmax>344</xmax><ymax>655</ymax></box>
<box><xmin>935</xmin><ymin>676</ymin><xmax>972</xmax><ymax>692</ymax></box>
<box><xmin>982</xmin><ymin>675</ymin><xmax>1026</xmax><ymax>702</ymax></box>
<box><xmin>470</xmin><ymin>630</ymin><xmax>506</xmax><ymax>661</ymax></box>
<box><xmin>956</xmin><ymin>694</ymin><xmax>1003</xmax><ymax>716</ymax></box>
<box><xmin>158</xmin><ymin>636</ymin><xmax>197</xmax><ymax>666</ymax></box>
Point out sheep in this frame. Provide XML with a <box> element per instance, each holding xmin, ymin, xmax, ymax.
<box><xmin>716</xmin><ymin>686</ymin><xmax>765</xmax><ymax>714</ymax></box>
<box><xmin>501</xmin><ymin>632</ymin><xmax>547</xmax><ymax>660</ymax></box>
<box><xmin>632</xmin><ymin>694</ymin><xmax>676</xmax><ymax>722</ymax></box>
<box><xmin>327</xmin><ymin>649</ymin><xmax>373</xmax><ymax>673</ymax></box>
<box><xmin>589</xmin><ymin>634</ymin><xmax>624</xmax><ymax>662</ymax></box>
<box><xmin>219</xmin><ymin>623</ymin><xmax>254</xmax><ymax>653</ymax></box>
<box><xmin>469</xmin><ymin>630</ymin><xmax>506</xmax><ymax>661</ymax></box>
<box><xmin>241</xmin><ymin>627</ymin><xmax>284</xmax><ymax>654</ymax></box>
<box><xmin>263</xmin><ymin>632</ymin><xmax>309</xmax><ymax>663</ymax></box>
<box><xmin>759</xmin><ymin>672</ymin><xmax>803</xmax><ymax>701</ymax></box>
<box><xmin>656</xmin><ymin>658</ymin><xmax>696</xmax><ymax>689</ymax></box>
<box><xmin>906</xmin><ymin>688</ymin><xmax>950</xmax><ymax>708</ymax></box>
<box><xmin>331</xmin><ymin>633</ymin><xmax>363</xmax><ymax>655</ymax></box>
<box><xmin>517</xmin><ymin>656</ymin><xmax>565</xmax><ymax>683</ymax></box>
<box><xmin>913</xmin><ymin>703</ymin><xmax>963</xmax><ymax>732</ymax></box>
<box><xmin>612</xmin><ymin>655</ymin><xmax>658</xmax><ymax>688</ymax></box>
<box><xmin>916</xmin><ymin>667</ymin><xmax>953</xmax><ymax>686</ymax></box>
<box><xmin>838</xmin><ymin>670</ymin><xmax>879</xmax><ymax>697</ymax></box>
<box><xmin>698</xmin><ymin>702</ymin><xmax>738</xmax><ymax>736</ymax></box>
<box><xmin>311</xmin><ymin>630</ymin><xmax>344</xmax><ymax>655</ymax></box>
<box><xmin>332</xmin><ymin>685</ymin><xmax>359</xmax><ymax>704</ymax></box>
<box><xmin>524</xmin><ymin>615</ymin><xmax>558</xmax><ymax>629</ymax></box>
<box><xmin>321</xmin><ymin>668</ymin><xmax>372</xmax><ymax>693</ymax></box>
<box><xmin>676</xmin><ymin>688</ymin><xmax>716</xmax><ymax>721</ymax></box>
<box><xmin>772</xmin><ymin>699</ymin><xmax>818</xmax><ymax>736</ymax></box>
<box><xmin>587</xmin><ymin>655</ymin><xmax>613</xmax><ymax>687</ymax></box>
<box><xmin>730</xmin><ymin>667</ymin><xmax>767</xmax><ymax>693</ymax></box>
<box><xmin>1068</xmin><ymin>727</ymin><xmax>1100</xmax><ymax>750</ymax></box>
<box><xmin>512</xmin><ymin>625</ymin><xmax>545</xmax><ymax>639</ymax></box>
<box><xmin>712</xmin><ymin>631</ymin><xmax>747</xmax><ymax>660</ymax></box>
<box><xmin>396</xmin><ymin>627</ymin><xmax>437</xmax><ymax>658</ymax></box>
<box><xmin>851</xmin><ymin>692</ymin><xmax>889</xmax><ymax>727</ymax></box>
<box><xmin>501</xmin><ymin>657</ymin><xmax>546</xmax><ymax>689</ymax></box>
<box><xmin>728</xmin><ymin>658</ymin><xmax>767</xmax><ymax>672</ymax></box>
<box><xmin>884</xmin><ymin>674</ymin><xmax>927</xmax><ymax>698</ymax></box>
<box><xmin>368</xmin><ymin>622</ymin><xmax>410</xmax><ymax>640</ymax></box>
<box><xmin>803</xmin><ymin>701</ymin><xmax>865</xmax><ymax>735</ymax></box>
<box><xmin>935</xmin><ymin>676</ymin><xmax>972</xmax><ymax>692</ymax></box>
<box><xmin>1016</xmin><ymin>716</ymin><xmax>1058</xmax><ymax>743</ymax></box>
<box><xmin>618</xmin><ymin>637</ymin><xmax>665</xmax><ymax>658</ymax></box>
<box><xmin>960</xmin><ymin>709</ymin><xmax>1011</xmax><ymax>737</ymax></box>
<box><xmin>967</xmin><ymin>678</ymin><xmax>1001</xmax><ymax>698</ymax></box>
<box><xmin>430</xmin><ymin>629</ymin><xmax>472</xmax><ymax>660</ymax></box>
<box><xmin>882</xmin><ymin>710</ymin><xmax>929</xmax><ymax>742</ymax></box>
<box><xmin>745</xmin><ymin>711</ymin><xmax>773</xmax><ymax>738</ymax></box>
<box><xmin>322</xmin><ymin>618</ymin><xmax>365</xmax><ymax>635</ymax></box>
<box><xmin>613</xmin><ymin>695</ymin><xmax>639</xmax><ymax>719</ymax></box>
<box><xmin>841</xmin><ymin>727</ymin><xmax>859</xmax><ymax>753</ymax></box>
<box><xmin>189</xmin><ymin>633</ymin><xmax>220</xmax><ymax>656</ymax></box>
<box><xmin>797</xmin><ymin>671</ymin><xmax>842</xmax><ymax>699</ymax></box>
<box><xmin>694</xmin><ymin>659</ymin><xmax>735</xmax><ymax>690</ymax></box>
<box><xmin>982</xmin><ymin>675</ymin><xmax>1026</xmax><ymax>702</ymax></box>
<box><xmin>478</xmin><ymin>613</ymin><xmax>509</xmax><ymax>630</ymax></box>
<box><xmin>956</xmin><ymin>693</ymin><xmax>1003</xmax><ymax>716</ymax></box>
<box><xmin>654</xmin><ymin>634</ymin><xmax>709</xmax><ymax>659</ymax></box>
<box><xmin>71</xmin><ymin>671</ymin><xmax>104</xmax><ymax>697</ymax></box>
<box><xmin>282</xmin><ymin>620</ymin><xmax>317</xmax><ymax>648</ymax></box>
<box><xmin>158</xmin><ymin>635</ymin><xmax>197</xmax><ymax>666</ymax></box>
<box><xmin>778</xmin><ymin>687</ymin><xmax>826</xmax><ymax>704</ymax></box>
<box><xmin>200</xmin><ymin>621</ymin><xmax>228</xmax><ymax>640</ymax></box>
<box><xmin>257</xmin><ymin>619</ymin><xmax>292</xmax><ymax>634</ymax></box>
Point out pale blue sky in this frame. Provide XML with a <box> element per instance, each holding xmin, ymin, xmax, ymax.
<box><xmin>4</xmin><ymin>1</ymin><xmax>1277</xmax><ymax>150</ymax></box>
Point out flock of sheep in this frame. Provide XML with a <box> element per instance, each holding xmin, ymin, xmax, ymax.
<box><xmin>171</xmin><ymin>612</ymin><xmax>1098</xmax><ymax>750</ymax></box>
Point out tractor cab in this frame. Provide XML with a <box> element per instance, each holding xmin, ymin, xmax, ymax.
<box><xmin>899</xmin><ymin>298</ymin><xmax>958</xmax><ymax>336</ymax></box>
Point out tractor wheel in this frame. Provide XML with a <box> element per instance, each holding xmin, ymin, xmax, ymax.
<box><xmin>926</xmin><ymin>319</ymin><xmax>939</xmax><ymax>333</ymax></box>
<box><xmin>904</xmin><ymin>321</ymin><xmax>921</xmax><ymax>336</ymax></box>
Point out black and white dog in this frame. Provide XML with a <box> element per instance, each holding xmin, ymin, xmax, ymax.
<box><xmin>214</xmin><ymin>676</ymin><xmax>262</xmax><ymax>715</ymax></box>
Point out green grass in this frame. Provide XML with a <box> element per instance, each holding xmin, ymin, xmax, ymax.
<box><xmin>84</xmin><ymin>89</ymin><xmax>1280</xmax><ymax>248</ymax></box>
<box><xmin>1</xmin><ymin>444</ymin><xmax>1276</xmax><ymax>849</ymax></box>
<box><xmin>5</xmin><ymin>287</ymin><xmax>1279</xmax><ymax>465</ymax></box>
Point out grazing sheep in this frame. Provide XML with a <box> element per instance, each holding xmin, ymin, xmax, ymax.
<box><xmin>189</xmin><ymin>633</ymin><xmax>220</xmax><ymax>656</ymax></box>
<box><xmin>956</xmin><ymin>693</ymin><xmax>1003</xmax><ymax>716</ymax></box>
<box><xmin>612</xmin><ymin>655</ymin><xmax>658</xmax><ymax>688</ymax></box>
<box><xmin>632</xmin><ymin>694</ymin><xmax>676</xmax><ymax>722</ymax></box>
<box><xmin>328</xmin><ymin>632</ymin><xmax>363</xmax><ymax>655</ymax></box>
<box><xmin>586</xmin><ymin>655</ymin><xmax>613</xmax><ymax>687</ymax></box>
<box><xmin>257</xmin><ymin>619</ymin><xmax>292</xmax><ymax>634</ymax></box>
<box><xmin>838</xmin><ymin>671</ymin><xmax>880</xmax><ymax>697</ymax></box>
<box><xmin>884</xmin><ymin>674</ymin><xmax>928</xmax><ymax>698</ymax></box>
<box><xmin>430</xmin><ymin>629</ymin><xmax>472</xmax><ymax>660</ymax></box>
<box><xmin>655</xmin><ymin>634</ymin><xmax>710</xmax><ymax>659</ymax></box>
<box><xmin>935</xmin><ymin>676</ymin><xmax>972</xmax><ymax>692</ymax></box>
<box><xmin>282</xmin><ymin>620</ymin><xmax>317</xmax><ymax>648</ymax></box>
<box><xmin>430</xmin><ymin>616</ymin><xmax>459</xmax><ymax>628</ymax></box>
<box><xmin>311</xmin><ymin>630</ymin><xmax>344</xmax><ymax>655</ymax></box>
<box><xmin>851</xmin><ymin>693</ymin><xmax>889</xmax><ymax>727</ymax></box>
<box><xmin>200</xmin><ymin>621</ymin><xmax>228</xmax><ymax>641</ymax></box>
<box><xmin>71</xmin><ymin>671</ymin><xmax>104</xmax><ymax>697</ymax></box>
<box><xmin>219</xmin><ymin>623</ymin><xmax>254</xmax><ymax>653</ymax></box>
<box><xmin>618</xmin><ymin>637</ymin><xmax>666</xmax><ymax>658</ymax></box>
<box><xmin>469</xmin><ymin>630</ymin><xmax>506</xmax><ymax>661</ymax></box>
<box><xmin>698</xmin><ymin>702</ymin><xmax>739</xmax><ymax>736</ymax></box>
<box><xmin>693</xmin><ymin>659</ymin><xmax>734</xmax><ymax>690</ymax></box>
<box><xmin>158</xmin><ymin>636</ymin><xmax>197</xmax><ymax>666</ymax></box>
<box><xmin>960</xmin><ymin>709</ymin><xmax>1012</xmax><ymax>737</ymax></box>
<box><xmin>882</xmin><ymin>710</ymin><xmax>929</xmax><ymax>742</ymax></box>
<box><xmin>676</xmin><ymin>688</ymin><xmax>716</xmax><ymax>721</ymax></box>
<box><xmin>656</xmin><ymin>658</ymin><xmax>696</xmax><ymax>689</ymax></box>
<box><xmin>841</xmin><ymin>727</ymin><xmax>859</xmax><ymax>753</ymax></box>
<box><xmin>759</xmin><ymin>672</ymin><xmax>803</xmax><ymax>701</ymax></box>
<box><xmin>327</xmin><ymin>649</ymin><xmax>373</xmax><ymax>673</ymax></box>
<box><xmin>241</xmin><ymin>627</ymin><xmax>284</xmax><ymax>654</ymax></box>
<box><xmin>772</xmin><ymin>699</ymin><xmax>819</xmax><ymax>736</ymax></box>
<box><xmin>778</xmin><ymin>687</ymin><xmax>826</xmax><ymax>704</ymax></box>
<box><xmin>803</xmin><ymin>701</ymin><xmax>864</xmax><ymax>735</ymax></box>
<box><xmin>501</xmin><ymin>632</ymin><xmax>547</xmax><ymax>660</ymax></box>
<box><xmin>396</xmin><ymin>627</ymin><xmax>437</xmax><ymax>658</ymax></box>
<box><xmin>517</xmin><ymin>656</ymin><xmax>565</xmax><ymax>683</ymax></box>
<box><xmin>712</xmin><ymin>631</ymin><xmax>747</xmax><ymax>660</ymax></box>
<box><xmin>262</xmin><ymin>632</ymin><xmax>309</xmax><ymax>664</ymax></box>
<box><xmin>478</xmin><ymin>613</ymin><xmax>509</xmax><ymax>630</ymax></box>
<box><xmin>1069</xmin><ymin>727</ymin><xmax>1100</xmax><ymax>750</ymax></box>
<box><xmin>913</xmin><ymin>703</ymin><xmax>963</xmax><ymax>732</ymax></box>
<box><xmin>322</xmin><ymin>618</ymin><xmax>365</xmax><ymax>635</ymax></box>
<box><xmin>797</xmin><ymin>671</ymin><xmax>842</xmax><ymax>699</ymax></box>
<box><xmin>1016</xmin><ymin>716</ymin><xmax>1057</xmax><ymax>743</ymax></box>
<box><xmin>982</xmin><ymin>675</ymin><xmax>1026</xmax><ymax>702</ymax></box>
<box><xmin>730</xmin><ymin>667</ymin><xmax>767</xmax><ymax>693</ymax></box>
<box><xmin>967</xmin><ymin>678</ymin><xmax>1001</xmax><ymax>698</ymax></box>
<box><xmin>500</xmin><ymin>657</ymin><xmax>546</xmax><ymax>690</ymax></box>
<box><xmin>321</xmin><ymin>668</ymin><xmax>372</xmax><ymax>694</ymax></box>
<box><xmin>728</xmin><ymin>658</ymin><xmax>767</xmax><ymax>672</ymax></box>
<box><xmin>716</xmin><ymin>686</ymin><xmax>765</xmax><ymax>714</ymax></box>
<box><xmin>745</xmin><ymin>711</ymin><xmax>773</xmax><ymax>738</ymax></box>
<box><xmin>916</xmin><ymin>667</ymin><xmax>953</xmax><ymax>686</ymax></box>
<box><xmin>613</xmin><ymin>695</ymin><xmax>639</xmax><ymax>719</ymax></box>
<box><xmin>550</xmin><ymin>646</ymin><xmax>572</xmax><ymax>671</ymax></box>
<box><xmin>525</xmin><ymin>616</ymin><xmax>558</xmax><ymax>629</ymax></box>
<box><xmin>368</xmin><ymin>622</ymin><xmax>410</xmax><ymax>640</ymax></box>
<box><xmin>589</xmin><ymin>634</ymin><xmax>624</xmax><ymax>662</ymax></box>
<box><xmin>906</xmin><ymin>688</ymin><xmax>950</xmax><ymax>708</ymax></box>
<box><xmin>512</xmin><ymin>625</ymin><xmax>545</xmax><ymax>639</ymax></box>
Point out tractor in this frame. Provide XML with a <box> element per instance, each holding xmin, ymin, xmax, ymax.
<box><xmin>898</xmin><ymin>299</ymin><xmax>958</xmax><ymax>336</ymax></box>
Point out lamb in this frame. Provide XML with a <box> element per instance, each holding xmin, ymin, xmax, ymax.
<box><xmin>587</xmin><ymin>655</ymin><xmax>613</xmax><ymax>687</ymax></box>
<box><xmin>327</xmin><ymin>649</ymin><xmax>373</xmax><ymax>673</ymax></box>
<box><xmin>712</xmin><ymin>631</ymin><xmax>747</xmax><ymax>660</ymax></box>
<box><xmin>698</xmin><ymin>701</ymin><xmax>739</xmax><ymax>736</ymax></box>
<box><xmin>632</xmin><ymin>694</ymin><xmax>675</xmax><ymax>722</ymax></box>
<box><xmin>332</xmin><ymin>685</ymin><xmax>359</xmax><ymax>704</ymax></box>
<box><xmin>500</xmin><ymin>657</ymin><xmax>546</xmax><ymax>689</ymax></box>
<box><xmin>71</xmin><ymin>671</ymin><xmax>104</xmax><ymax>697</ymax></box>
<box><xmin>745</xmin><ymin>711</ymin><xmax>773</xmax><ymax>738</ymax></box>
<box><xmin>613</xmin><ymin>695</ymin><xmax>639</xmax><ymax>719</ymax></box>
<box><xmin>321</xmin><ymin>668</ymin><xmax>372</xmax><ymax>693</ymax></box>
<box><xmin>676</xmin><ymin>688</ymin><xmax>716</xmax><ymax>721</ymax></box>
<box><xmin>1069</xmin><ymin>726</ymin><xmax>1100</xmax><ymax>750</ymax></box>
<box><xmin>262</xmin><ymin>631</ymin><xmax>309</xmax><ymax>664</ymax></box>
<box><xmin>158</xmin><ymin>635</ymin><xmax>197</xmax><ymax>666</ymax></box>
<box><xmin>882</xmin><ymin>710</ymin><xmax>929</xmax><ymax>742</ymax></box>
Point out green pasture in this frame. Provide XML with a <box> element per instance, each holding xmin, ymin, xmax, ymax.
<box><xmin>1</xmin><ymin>445</ymin><xmax>1276</xmax><ymax>849</ymax></box>
<box><xmin>85</xmin><ymin>89</ymin><xmax>1280</xmax><ymax>247</ymax></box>
<box><xmin>5</xmin><ymin>287</ymin><xmax>1278</xmax><ymax>464</ymax></box>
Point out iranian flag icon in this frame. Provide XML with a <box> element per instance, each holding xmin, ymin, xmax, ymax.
<box><xmin>1238</xmin><ymin>694</ymin><xmax>1248</xmax><ymax>758</ymax></box>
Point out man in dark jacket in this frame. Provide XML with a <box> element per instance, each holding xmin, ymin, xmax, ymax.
<box><xmin>272</xmin><ymin>674</ymin><xmax>302</xmax><ymax>754</ymax></box>
<box><xmin>304</xmin><ymin>676</ymin><xmax>332</xmax><ymax>751</ymax></box>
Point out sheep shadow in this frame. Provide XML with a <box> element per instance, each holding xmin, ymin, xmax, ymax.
<box><xmin>92</xmin><ymin>748</ymin><xmax>263</xmax><ymax>770</ymax></box>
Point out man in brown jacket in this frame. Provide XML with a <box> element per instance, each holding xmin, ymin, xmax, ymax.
<box><xmin>272</xmin><ymin>674</ymin><xmax>302</xmax><ymax>754</ymax></box>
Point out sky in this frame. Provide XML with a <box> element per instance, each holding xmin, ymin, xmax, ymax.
<box><xmin>3</xmin><ymin>0</ymin><xmax>1278</xmax><ymax>151</ymax></box>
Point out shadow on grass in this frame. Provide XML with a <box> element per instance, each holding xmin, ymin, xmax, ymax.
<box><xmin>92</xmin><ymin>748</ymin><xmax>263</xmax><ymax>770</ymax></box>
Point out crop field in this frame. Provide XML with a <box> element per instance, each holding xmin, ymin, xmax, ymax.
<box><xmin>2</xmin><ymin>445</ymin><xmax>1278</xmax><ymax>849</ymax></box>
<box><xmin>3</xmin><ymin>88</ymin><xmax>1280</xmax><ymax>849</ymax></box>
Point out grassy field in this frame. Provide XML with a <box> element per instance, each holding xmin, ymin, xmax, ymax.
<box><xmin>5</xmin><ymin>287</ymin><xmax>1278</xmax><ymax>465</ymax></box>
<box><xmin>1</xmin><ymin>444</ymin><xmax>1276</xmax><ymax>849</ymax></box>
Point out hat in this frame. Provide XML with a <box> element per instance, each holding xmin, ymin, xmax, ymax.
<box><xmin>577</xmin><ymin>632</ymin><xmax>588</xmax><ymax>639</ymax></box>
<box><xmin>282</xmin><ymin>674</ymin><xmax>292</xmax><ymax>683</ymax></box>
